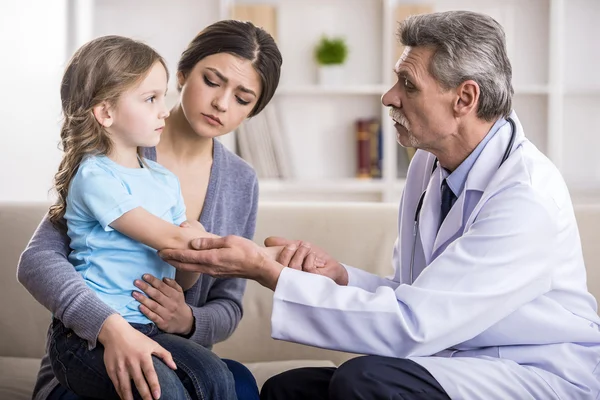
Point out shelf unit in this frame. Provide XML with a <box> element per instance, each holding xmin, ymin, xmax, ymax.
<box><xmin>66</xmin><ymin>0</ymin><xmax>600</xmax><ymax>203</ymax></box>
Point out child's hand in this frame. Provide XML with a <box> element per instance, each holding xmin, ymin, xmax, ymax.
<box><xmin>180</xmin><ymin>219</ymin><xmax>206</xmax><ymax>232</ymax></box>
<box><xmin>178</xmin><ymin>220</ymin><xmax>216</xmax><ymax>249</ymax></box>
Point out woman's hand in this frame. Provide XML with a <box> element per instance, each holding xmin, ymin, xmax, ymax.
<box><xmin>133</xmin><ymin>274</ymin><xmax>194</xmax><ymax>335</ymax></box>
<box><xmin>159</xmin><ymin>235</ymin><xmax>284</xmax><ymax>290</ymax></box>
<box><xmin>264</xmin><ymin>236</ymin><xmax>349</xmax><ymax>285</ymax></box>
<box><xmin>98</xmin><ymin>314</ymin><xmax>177</xmax><ymax>400</ymax></box>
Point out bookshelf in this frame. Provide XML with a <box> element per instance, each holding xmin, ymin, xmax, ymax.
<box><xmin>66</xmin><ymin>0</ymin><xmax>600</xmax><ymax>203</ymax></box>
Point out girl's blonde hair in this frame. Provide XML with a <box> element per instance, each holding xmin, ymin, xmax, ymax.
<box><xmin>49</xmin><ymin>35</ymin><xmax>168</xmax><ymax>228</ymax></box>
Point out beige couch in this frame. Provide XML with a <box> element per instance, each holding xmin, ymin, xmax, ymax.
<box><xmin>1</xmin><ymin>202</ymin><xmax>599</xmax><ymax>399</ymax></box>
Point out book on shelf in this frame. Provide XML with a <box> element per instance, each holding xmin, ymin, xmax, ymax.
<box><xmin>235</xmin><ymin>103</ymin><xmax>293</xmax><ymax>180</ymax></box>
<box><xmin>231</xmin><ymin>4</ymin><xmax>278</xmax><ymax>42</ymax></box>
<box><xmin>355</xmin><ymin>118</ymin><xmax>383</xmax><ymax>179</ymax></box>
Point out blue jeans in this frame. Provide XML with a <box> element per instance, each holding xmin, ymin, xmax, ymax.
<box><xmin>49</xmin><ymin>319</ymin><xmax>245</xmax><ymax>400</ymax></box>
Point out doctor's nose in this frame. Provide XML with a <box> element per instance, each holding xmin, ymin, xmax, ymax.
<box><xmin>382</xmin><ymin>85</ymin><xmax>401</xmax><ymax>109</ymax></box>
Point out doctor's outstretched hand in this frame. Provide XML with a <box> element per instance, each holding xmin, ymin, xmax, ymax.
<box><xmin>158</xmin><ymin>235</ymin><xmax>285</xmax><ymax>291</ymax></box>
<box><xmin>264</xmin><ymin>236</ymin><xmax>348</xmax><ymax>285</ymax></box>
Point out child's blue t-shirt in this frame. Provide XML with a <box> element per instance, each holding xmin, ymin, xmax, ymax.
<box><xmin>65</xmin><ymin>155</ymin><xmax>187</xmax><ymax>324</ymax></box>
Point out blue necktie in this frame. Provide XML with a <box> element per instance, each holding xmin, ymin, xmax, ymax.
<box><xmin>440</xmin><ymin>179</ymin><xmax>456</xmax><ymax>226</ymax></box>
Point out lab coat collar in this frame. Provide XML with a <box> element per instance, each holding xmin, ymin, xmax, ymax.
<box><xmin>464</xmin><ymin>110</ymin><xmax>526</xmax><ymax>193</ymax></box>
<box><xmin>430</xmin><ymin>111</ymin><xmax>527</xmax><ymax>257</ymax></box>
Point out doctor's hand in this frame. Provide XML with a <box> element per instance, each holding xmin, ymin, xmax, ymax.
<box><xmin>159</xmin><ymin>235</ymin><xmax>285</xmax><ymax>291</ymax></box>
<box><xmin>264</xmin><ymin>237</ymin><xmax>348</xmax><ymax>286</ymax></box>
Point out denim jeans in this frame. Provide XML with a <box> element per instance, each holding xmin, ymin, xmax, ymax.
<box><xmin>49</xmin><ymin>319</ymin><xmax>238</xmax><ymax>400</ymax></box>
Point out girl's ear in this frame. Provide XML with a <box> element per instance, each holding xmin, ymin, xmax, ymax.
<box><xmin>92</xmin><ymin>102</ymin><xmax>114</xmax><ymax>128</ymax></box>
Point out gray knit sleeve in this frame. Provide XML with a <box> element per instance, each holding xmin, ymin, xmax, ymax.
<box><xmin>17</xmin><ymin>214</ymin><xmax>116</xmax><ymax>348</ymax></box>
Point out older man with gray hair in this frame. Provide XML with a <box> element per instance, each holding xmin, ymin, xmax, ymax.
<box><xmin>161</xmin><ymin>10</ymin><xmax>600</xmax><ymax>399</ymax></box>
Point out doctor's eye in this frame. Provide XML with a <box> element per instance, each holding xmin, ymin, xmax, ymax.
<box><xmin>403</xmin><ymin>78</ymin><xmax>416</xmax><ymax>91</ymax></box>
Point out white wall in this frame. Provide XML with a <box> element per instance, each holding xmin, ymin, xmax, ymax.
<box><xmin>0</xmin><ymin>1</ymin><xmax>66</xmax><ymax>202</ymax></box>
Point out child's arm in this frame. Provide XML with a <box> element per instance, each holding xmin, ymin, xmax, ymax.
<box><xmin>110</xmin><ymin>208</ymin><xmax>214</xmax><ymax>251</ymax></box>
<box><xmin>110</xmin><ymin>209</ymin><xmax>213</xmax><ymax>291</ymax></box>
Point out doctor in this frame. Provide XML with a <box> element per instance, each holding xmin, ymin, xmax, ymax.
<box><xmin>160</xmin><ymin>10</ymin><xmax>600</xmax><ymax>399</ymax></box>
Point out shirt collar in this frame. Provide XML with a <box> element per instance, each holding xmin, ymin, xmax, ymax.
<box><xmin>444</xmin><ymin>116</ymin><xmax>508</xmax><ymax>196</ymax></box>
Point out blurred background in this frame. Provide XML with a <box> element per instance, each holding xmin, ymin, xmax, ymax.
<box><xmin>1</xmin><ymin>0</ymin><xmax>599</xmax><ymax>203</ymax></box>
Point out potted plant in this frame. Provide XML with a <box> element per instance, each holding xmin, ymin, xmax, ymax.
<box><xmin>314</xmin><ymin>35</ymin><xmax>348</xmax><ymax>85</ymax></box>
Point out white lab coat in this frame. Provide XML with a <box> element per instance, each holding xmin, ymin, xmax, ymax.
<box><xmin>271</xmin><ymin>112</ymin><xmax>600</xmax><ymax>399</ymax></box>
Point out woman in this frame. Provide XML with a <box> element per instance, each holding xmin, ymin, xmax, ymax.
<box><xmin>17</xmin><ymin>20</ymin><xmax>282</xmax><ymax>400</ymax></box>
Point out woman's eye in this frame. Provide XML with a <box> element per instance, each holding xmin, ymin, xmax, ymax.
<box><xmin>236</xmin><ymin>97</ymin><xmax>250</xmax><ymax>106</ymax></box>
<box><xmin>145</xmin><ymin>96</ymin><xmax>156</xmax><ymax>103</ymax></box>
<box><xmin>203</xmin><ymin>76</ymin><xmax>218</xmax><ymax>87</ymax></box>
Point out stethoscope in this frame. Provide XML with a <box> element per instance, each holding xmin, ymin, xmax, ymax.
<box><xmin>408</xmin><ymin>117</ymin><xmax>517</xmax><ymax>284</ymax></box>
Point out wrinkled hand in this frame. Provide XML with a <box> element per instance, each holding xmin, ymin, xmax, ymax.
<box><xmin>133</xmin><ymin>274</ymin><xmax>194</xmax><ymax>336</ymax></box>
<box><xmin>264</xmin><ymin>236</ymin><xmax>348</xmax><ymax>285</ymax></box>
<box><xmin>98</xmin><ymin>314</ymin><xmax>177</xmax><ymax>400</ymax></box>
<box><xmin>159</xmin><ymin>235</ymin><xmax>284</xmax><ymax>290</ymax></box>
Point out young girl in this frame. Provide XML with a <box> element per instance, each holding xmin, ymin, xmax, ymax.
<box><xmin>46</xmin><ymin>35</ymin><xmax>280</xmax><ymax>400</ymax></box>
<box><xmin>19</xmin><ymin>20</ymin><xmax>284</xmax><ymax>400</ymax></box>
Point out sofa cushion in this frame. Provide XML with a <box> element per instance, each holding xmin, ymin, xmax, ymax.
<box><xmin>0</xmin><ymin>356</ymin><xmax>41</xmax><ymax>400</ymax></box>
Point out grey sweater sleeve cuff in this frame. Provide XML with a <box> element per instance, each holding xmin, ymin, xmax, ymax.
<box><xmin>64</xmin><ymin>293</ymin><xmax>117</xmax><ymax>349</ymax></box>
<box><xmin>188</xmin><ymin>299</ymin><xmax>241</xmax><ymax>346</ymax></box>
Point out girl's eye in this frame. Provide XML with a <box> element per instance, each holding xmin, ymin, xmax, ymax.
<box><xmin>236</xmin><ymin>97</ymin><xmax>250</xmax><ymax>106</ymax></box>
<box><xmin>145</xmin><ymin>96</ymin><xmax>156</xmax><ymax>103</ymax></box>
<box><xmin>204</xmin><ymin>76</ymin><xmax>218</xmax><ymax>87</ymax></box>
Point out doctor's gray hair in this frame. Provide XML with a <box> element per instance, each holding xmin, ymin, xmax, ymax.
<box><xmin>398</xmin><ymin>11</ymin><xmax>513</xmax><ymax>121</ymax></box>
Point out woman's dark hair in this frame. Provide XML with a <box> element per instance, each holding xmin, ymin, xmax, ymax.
<box><xmin>178</xmin><ymin>20</ymin><xmax>282</xmax><ymax>117</ymax></box>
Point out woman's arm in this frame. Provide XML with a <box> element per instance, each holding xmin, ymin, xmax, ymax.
<box><xmin>17</xmin><ymin>214</ymin><xmax>116</xmax><ymax>346</ymax></box>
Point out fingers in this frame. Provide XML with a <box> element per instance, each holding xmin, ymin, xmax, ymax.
<box><xmin>134</xmin><ymin>278</ymin><xmax>167</xmax><ymax>305</ymax></box>
<box><xmin>141</xmin><ymin>356</ymin><xmax>162</xmax><ymax>400</ymax></box>
<box><xmin>153</xmin><ymin>346</ymin><xmax>177</xmax><ymax>370</ymax></box>
<box><xmin>275</xmin><ymin>243</ymin><xmax>298</xmax><ymax>267</ymax></box>
<box><xmin>115</xmin><ymin>363</ymin><xmax>134</xmax><ymax>400</ymax></box>
<box><xmin>302</xmin><ymin>251</ymin><xmax>318</xmax><ymax>274</ymax></box>
<box><xmin>159</xmin><ymin>248</ymin><xmax>217</xmax><ymax>265</ymax></box>
<box><xmin>129</xmin><ymin>361</ymin><xmax>153</xmax><ymax>400</ymax></box>
<box><xmin>190</xmin><ymin>237</ymin><xmax>227</xmax><ymax>250</ymax></box>
<box><xmin>162</xmin><ymin>277</ymin><xmax>183</xmax><ymax>292</ymax></box>
<box><xmin>264</xmin><ymin>236</ymin><xmax>298</xmax><ymax>247</ymax></box>
<box><xmin>289</xmin><ymin>242</ymin><xmax>312</xmax><ymax>270</ymax></box>
<box><xmin>106</xmin><ymin>367</ymin><xmax>123</xmax><ymax>400</ymax></box>
<box><xmin>138</xmin><ymin>303</ymin><xmax>165</xmax><ymax>327</ymax></box>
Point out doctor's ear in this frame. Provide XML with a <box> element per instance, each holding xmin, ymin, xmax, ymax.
<box><xmin>92</xmin><ymin>102</ymin><xmax>114</xmax><ymax>128</ymax></box>
<box><xmin>454</xmin><ymin>80</ymin><xmax>479</xmax><ymax>117</ymax></box>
